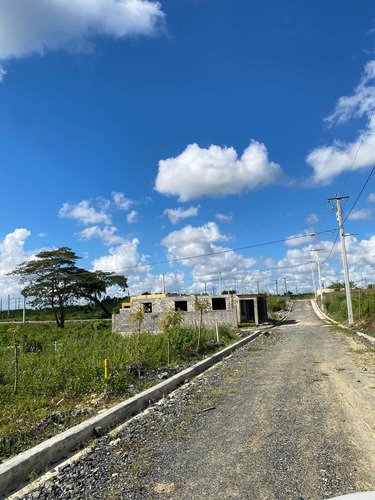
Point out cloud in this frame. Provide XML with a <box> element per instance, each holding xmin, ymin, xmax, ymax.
<box><xmin>112</xmin><ymin>192</ymin><xmax>133</xmax><ymax>211</ymax></box>
<box><xmin>347</xmin><ymin>208</ymin><xmax>372</xmax><ymax>221</ymax></box>
<box><xmin>215</xmin><ymin>213</ymin><xmax>233</xmax><ymax>223</ymax></box>
<box><xmin>59</xmin><ymin>200</ymin><xmax>111</xmax><ymax>225</ymax></box>
<box><xmin>307</xmin><ymin>61</ymin><xmax>375</xmax><ymax>184</ymax></box>
<box><xmin>128</xmin><ymin>270</ymin><xmax>187</xmax><ymax>295</ymax></box>
<box><xmin>163</xmin><ymin>205</ymin><xmax>200</xmax><ymax>224</ymax></box>
<box><xmin>0</xmin><ymin>64</ymin><xmax>6</xmax><ymax>82</ymax></box>
<box><xmin>367</xmin><ymin>193</ymin><xmax>375</xmax><ymax>203</ymax></box>
<box><xmin>162</xmin><ymin>222</ymin><xmax>229</xmax><ymax>249</ymax></box>
<box><xmin>155</xmin><ymin>140</ymin><xmax>284</xmax><ymax>201</ymax></box>
<box><xmin>0</xmin><ymin>228</ymin><xmax>32</xmax><ymax>296</ymax></box>
<box><xmin>0</xmin><ymin>0</ymin><xmax>165</xmax><ymax>76</ymax></box>
<box><xmin>161</xmin><ymin>222</ymin><xmax>255</xmax><ymax>278</ymax></box>
<box><xmin>78</xmin><ymin>225</ymin><xmax>125</xmax><ymax>245</ymax></box>
<box><xmin>91</xmin><ymin>238</ymin><xmax>146</xmax><ymax>274</ymax></box>
<box><xmin>127</xmin><ymin>210</ymin><xmax>139</xmax><ymax>223</ymax></box>
<box><xmin>305</xmin><ymin>213</ymin><xmax>318</xmax><ymax>224</ymax></box>
<box><xmin>284</xmin><ymin>229</ymin><xmax>316</xmax><ymax>247</ymax></box>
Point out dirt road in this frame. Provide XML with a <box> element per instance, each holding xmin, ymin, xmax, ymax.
<box><xmin>16</xmin><ymin>300</ymin><xmax>375</xmax><ymax>500</ymax></box>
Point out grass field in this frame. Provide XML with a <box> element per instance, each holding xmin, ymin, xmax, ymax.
<box><xmin>324</xmin><ymin>289</ymin><xmax>375</xmax><ymax>336</ymax></box>
<box><xmin>0</xmin><ymin>320</ymin><xmax>237</xmax><ymax>461</ymax></box>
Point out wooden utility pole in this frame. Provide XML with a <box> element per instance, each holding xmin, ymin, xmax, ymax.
<box><xmin>328</xmin><ymin>196</ymin><xmax>353</xmax><ymax>327</ymax></box>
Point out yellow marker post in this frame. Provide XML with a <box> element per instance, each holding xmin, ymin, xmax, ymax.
<box><xmin>104</xmin><ymin>358</ymin><xmax>109</xmax><ymax>379</ymax></box>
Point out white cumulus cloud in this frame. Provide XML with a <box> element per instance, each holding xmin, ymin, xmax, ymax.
<box><xmin>78</xmin><ymin>226</ymin><xmax>125</xmax><ymax>245</ymax></box>
<box><xmin>367</xmin><ymin>193</ymin><xmax>375</xmax><ymax>203</ymax></box>
<box><xmin>161</xmin><ymin>222</ymin><xmax>255</xmax><ymax>278</ymax></box>
<box><xmin>59</xmin><ymin>200</ymin><xmax>111</xmax><ymax>225</ymax></box>
<box><xmin>0</xmin><ymin>228</ymin><xmax>32</xmax><ymax>296</ymax></box>
<box><xmin>163</xmin><ymin>205</ymin><xmax>200</xmax><ymax>224</ymax></box>
<box><xmin>155</xmin><ymin>140</ymin><xmax>284</xmax><ymax>201</ymax></box>
<box><xmin>347</xmin><ymin>208</ymin><xmax>372</xmax><ymax>221</ymax></box>
<box><xmin>92</xmin><ymin>238</ymin><xmax>142</xmax><ymax>274</ymax></box>
<box><xmin>0</xmin><ymin>0</ymin><xmax>165</xmax><ymax>76</ymax></box>
<box><xmin>307</xmin><ymin>61</ymin><xmax>375</xmax><ymax>184</ymax></box>
<box><xmin>284</xmin><ymin>229</ymin><xmax>316</xmax><ymax>247</ymax></box>
<box><xmin>127</xmin><ymin>210</ymin><xmax>139</xmax><ymax>223</ymax></box>
<box><xmin>112</xmin><ymin>192</ymin><xmax>133</xmax><ymax>211</ymax></box>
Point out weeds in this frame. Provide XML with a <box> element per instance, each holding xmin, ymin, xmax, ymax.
<box><xmin>0</xmin><ymin>321</ymin><xmax>237</xmax><ymax>460</ymax></box>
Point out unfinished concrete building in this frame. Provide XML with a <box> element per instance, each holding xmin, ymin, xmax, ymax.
<box><xmin>112</xmin><ymin>293</ymin><xmax>268</xmax><ymax>334</ymax></box>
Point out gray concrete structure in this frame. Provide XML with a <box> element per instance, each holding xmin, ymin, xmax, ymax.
<box><xmin>112</xmin><ymin>293</ymin><xmax>267</xmax><ymax>334</ymax></box>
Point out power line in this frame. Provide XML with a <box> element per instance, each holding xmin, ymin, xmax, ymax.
<box><xmin>344</xmin><ymin>165</ymin><xmax>375</xmax><ymax>222</ymax></box>
<box><xmin>101</xmin><ymin>229</ymin><xmax>336</xmax><ymax>273</ymax></box>
<box><xmin>341</xmin><ymin>106</ymin><xmax>375</xmax><ymax>191</ymax></box>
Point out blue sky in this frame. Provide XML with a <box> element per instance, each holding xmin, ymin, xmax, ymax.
<box><xmin>2</xmin><ymin>0</ymin><xmax>375</xmax><ymax>300</ymax></box>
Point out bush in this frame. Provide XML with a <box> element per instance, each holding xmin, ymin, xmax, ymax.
<box><xmin>267</xmin><ymin>295</ymin><xmax>287</xmax><ymax>312</ymax></box>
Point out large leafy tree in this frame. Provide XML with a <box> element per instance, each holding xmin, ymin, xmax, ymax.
<box><xmin>11</xmin><ymin>247</ymin><xmax>127</xmax><ymax>327</ymax></box>
<box><xmin>73</xmin><ymin>269</ymin><xmax>127</xmax><ymax>317</ymax></box>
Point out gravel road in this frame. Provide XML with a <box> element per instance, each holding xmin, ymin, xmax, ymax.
<box><xmin>13</xmin><ymin>300</ymin><xmax>375</xmax><ymax>500</ymax></box>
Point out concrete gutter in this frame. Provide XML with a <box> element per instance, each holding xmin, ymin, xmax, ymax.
<box><xmin>311</xmin><ymin>299</ymin><xmax>375</xmax><ymax>344</ymax></box>
<box><xmin>0</xmin><ymin>330</ymin><xmax>262</xmax><ymax>498</ymax></box>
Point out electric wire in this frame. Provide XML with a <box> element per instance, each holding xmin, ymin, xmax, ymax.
<box><xmin>340</xmin><ymin>106</ymin><xmax>375</xmax><ymax>191</ymax></box>
<box><xmin>101</xmin><ymin>228</ymin><xmax>337</xmax><ymax>273</ymax></box>
<box><xmin>344</xmin><ymin>165</ymin><xmax>375</xmax><ymax>222</ymax></box>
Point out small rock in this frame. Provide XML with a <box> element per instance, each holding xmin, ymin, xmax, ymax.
<box><xmin>94</xmin><ymin>426</ymin><xmax>104</xmax><ymax>437</ymax></box>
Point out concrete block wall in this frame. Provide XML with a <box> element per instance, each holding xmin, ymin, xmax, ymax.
<box><xmin>112</xmin><ymin>307</ymin><xmax>237</xmax><ymax>334</ymax></box>
<box><xmin>112</xmin><ymin>294</ymin><xmax>265</xmax><ymax>334</ymax></box>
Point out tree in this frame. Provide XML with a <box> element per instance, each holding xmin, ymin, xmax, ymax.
<box><xmin>73</xmin><ymin>269</ymin><xmax>127</xmax><ymax>317</ymax></box>
<box><xmin>130</xmin><ymin>307</ymin><xmax>145</xmax><ymax>339</ymax></box>
<box><xmin>160</xmin><ymin>307</ymin><xmax>183</xmax><ymax>365</ymax></box>
<box><xmin>328</xmin><ymin>281</ymin><xmax>356</xmax><ymax>291</ymax></box>
<box><xmin>11</xmin><ymin>247</ymin><xmax>128</xmax><ymax>328</ymax></box>
<box><xmin>11</xmin><ymin>248</ymin><xmax>80</xmax><ymax>328</ymax></box>
<box><xmin>130</xmin><ymin>307</ymin><xmax>145</xmax><ymax>377</ymax></box>
<box><xmin>194</xmin><ymin>298</ymin><xmax>210</xmax><ymax>351</ymax></box>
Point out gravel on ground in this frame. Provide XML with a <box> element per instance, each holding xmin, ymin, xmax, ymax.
<box><xmin>9</xmin><ymin>300</ymin><xmax>375</xmax><ymax>500</ymax></box>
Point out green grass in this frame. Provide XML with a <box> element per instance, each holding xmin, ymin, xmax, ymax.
<box><xmin>267</xmin><ymin>295</ymin><xmax>287</xmax><ymax>312</ymax></box>
<box><xmin>324</xmin><ymin>289</ymin><xmax>375</xmax><ymax>336</ymax></box>
<box><xmin>0</xmin><ymin>321</ymin><xmax>236</xmax><ymax>460</ymax></box>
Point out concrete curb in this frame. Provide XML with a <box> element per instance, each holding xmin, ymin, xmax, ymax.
<box><xmin>0</xmin><ymin>330</ymin><xmax>262</xmax><ymax>498</ymax></box>
<box><xmin>311</xmin><ymin>299</ymin><xmax>375</xmax><ymax>344</ymax></box>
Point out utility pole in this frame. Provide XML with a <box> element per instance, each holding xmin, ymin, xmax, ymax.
<box><xmin>275</xmin><ymin>280</ymin><xmax>279</xmax><ymax>296</ymax></box>
<box><xmin>295</xmin><ymin>284</ymin><xmax>298</xmax><ymax>295</ymax></box>
<box><xmin>311</xmin><ymin>249</ymin><xmax>324</xmax><ymax>311</ymax></box>
<box><xmin>23</xmin><ymin>296</ymin><xmax>26</xmax><ymax>324</ymax></box>
<box><xmin>283</xmin><ymin>278</ymin><xmax>288</xmax><ymax>296</ymax></box>
<box><xmin>8</xmin><ymin>294</ymin><xmax>10</xmax><ymax>317</ymax></box>
<box><xmin>255</xmin><ymin>281</ymin><xmax>259</xmax><ymax>294</ymax></box>
<box><xmin>162</xmin><ymin>274</ymin><xmax>166</xmax><ymax>295</ymax></box>
<box><xmin>307</xmin><ymin>261</ymin><xmax>317</xmax><ymax>298</ymax></box>
<box><xmin>219</xmin><ymin>272</ymin><xmax>222</xmax><ymax>295</ymax></box>
<box><xmin>204</xmin><ymin>282</ymin><xmax>207</xmax><ymax>294</ymax></box>
<box><xmin>328</xmin><ymin>195</ymin><xmax>353</xmax><ymax>327</ymax></box>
